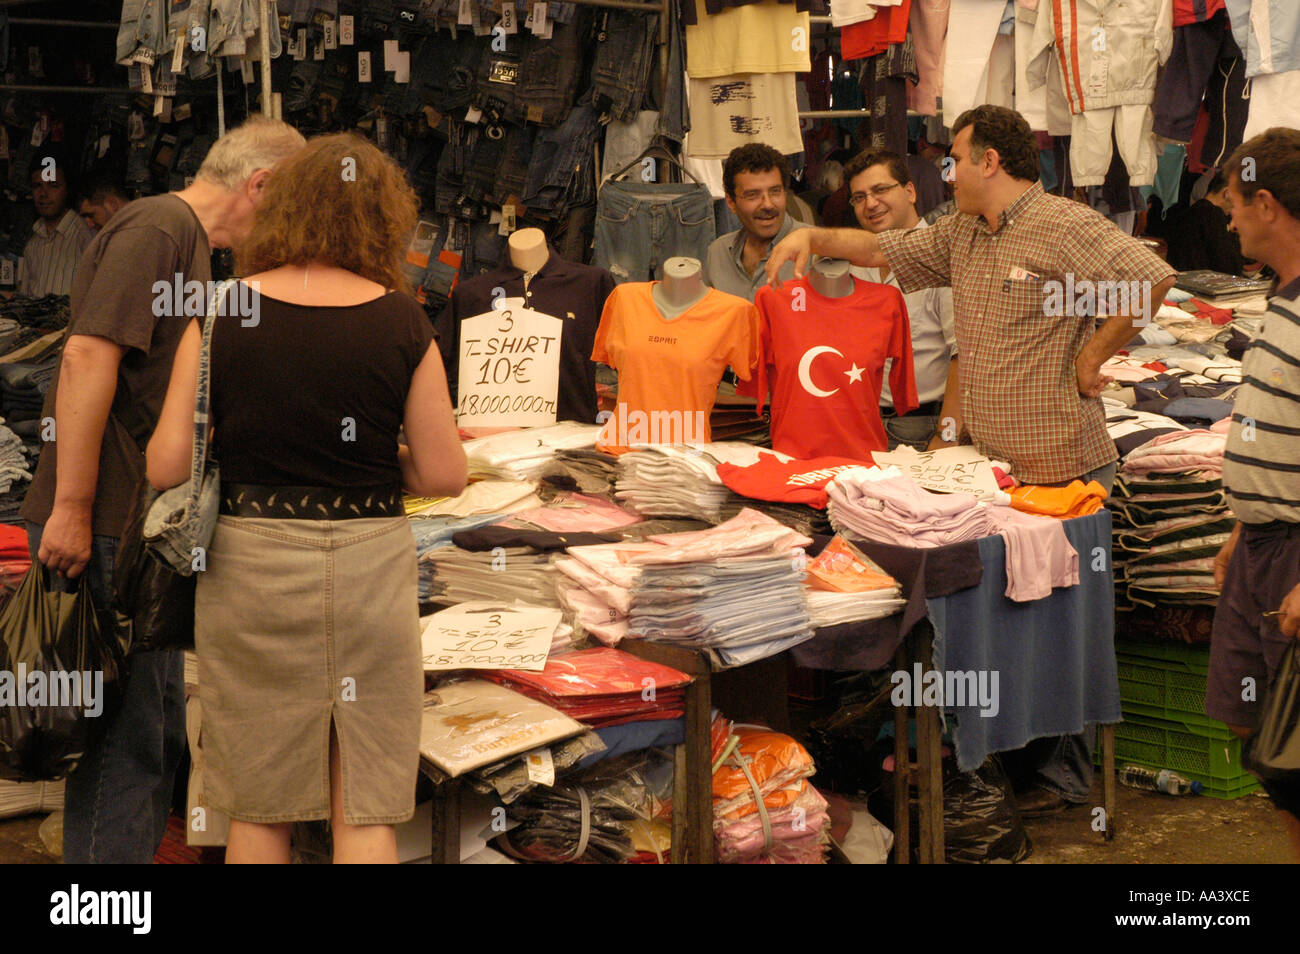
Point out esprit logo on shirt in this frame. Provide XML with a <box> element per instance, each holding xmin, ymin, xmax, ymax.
<box><xmin>647</xmin><ymin>334</ymin><xmax>678</xmax><ymax>345</ymax></box>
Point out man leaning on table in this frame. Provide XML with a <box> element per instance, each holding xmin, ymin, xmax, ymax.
<box><xmin>1205</xmin><ymin>127</ymin><xmax>1300</xmax><ymax>859</ymax></box>
<box><xmin>766</xmin><ymin>104</ymin><xmax>1178</xmax><ymax>817</ymax></box>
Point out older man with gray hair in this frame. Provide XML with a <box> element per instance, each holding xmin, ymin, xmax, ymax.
<box><xmin>21</xmin><ymin>116</ymin><xmax>306</xmax><ymax>864</ymax></box>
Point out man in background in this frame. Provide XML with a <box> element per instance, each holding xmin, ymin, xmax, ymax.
<box><xmin>844</xmin><ymin>147</ymin><xmax>956</xmax><ymax>449</ymax></box>
<box><xmin>20</xmin><ymin>161</ymin><xmax>92</xmax><ymax>296</ymax></box>
<box><xmin>77</xmin><ymin>169</ymin><xmax>131</xmax><ymax>235</ymax></box>
<box><xmin>703</xmin><ymin>143</ymin><xmax>809</xmax><ymax>302</ymax></box>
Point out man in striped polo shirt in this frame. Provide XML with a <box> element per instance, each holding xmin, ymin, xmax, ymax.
<box><xmin>19</xmin><ymin>161</ymin><xmax>92</xmax><ymax>297</ymax></box>
<box><xmin>1207</xmin><ymin>127</ymin><xmax>1300</xmax><ymax>857</ymax></box>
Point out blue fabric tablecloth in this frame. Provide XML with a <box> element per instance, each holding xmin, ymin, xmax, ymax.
<box><xmin>926</xmin><ymin>510</ymin><xmax>1121</xmax><ymax>771</ymax></box>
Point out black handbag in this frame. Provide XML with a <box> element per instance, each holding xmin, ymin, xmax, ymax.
<box><xmin>110</xmin><ymin>473</ymin><xmax>196</xmax><ymax>656</ymax></box>
<box><xmin>1246</xmin><ymin>640</ymin><xmax>1300</xmax><ymax>780</ymax></box>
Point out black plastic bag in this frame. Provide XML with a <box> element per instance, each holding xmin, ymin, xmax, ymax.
<box><xmin>0</xmin><ymin>566</ymin><xmax>123</xmax><ymax>781</ymax></box>
<box><xmin>111</xmin><ymin>475</ymin><xmax>196</xmax><ymax>655</ymax></box>
<box><xmin>875</xmin><ymin>754</ymin><xmax>1033</xmax><ymax>864</ymax></box>
<box><xmin>1246</xmin><ymin>640</ymin><xmax>1300</xmax><ymax>783</ymax></box>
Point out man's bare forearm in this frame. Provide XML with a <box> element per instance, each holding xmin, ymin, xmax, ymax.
<box><xmin>51</xmin><ymin>337</ymin><xmax>124</xmax><ymax>509</ymax></box>
<box><xmin>1079</xmin><ymin>275</ymin><xmax>1176</xmax><ymax>370</ymax></box>
<box><xmin>806</xmin><ymin>227</ymin><xmax>888</xmax><ymax>268</ymax></box>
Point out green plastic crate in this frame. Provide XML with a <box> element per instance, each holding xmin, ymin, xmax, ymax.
<box><xmin>1116</xmin><ymin>656</ymin><xmax>1221</xmax><ymax>730</ymax></box>
<box><xmin>1114</xmin><ymin>639</ymin><xmax>1211</xmax><ymax>669</ymax></box>
<box><xmin>1112</xmin><ymin>713</ymin><xmax>1259</xmax><ymax>798</ymax></box>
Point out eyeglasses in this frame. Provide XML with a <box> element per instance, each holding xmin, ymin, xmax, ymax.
<box><xmin>849</xmin><ymin>183</ymin><xmax>903</xmax><ymax>205</ymax></box>
<box><xmin>736</xmin><ymin>187</ymin><xmax>786</xmax><ymax>203</ymax></box>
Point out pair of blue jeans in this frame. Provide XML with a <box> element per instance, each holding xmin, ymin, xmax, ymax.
<box><xmin>26</xmin><ymin>521</ymin><xmax>187</xmax><ymax>864</ymax></box>
<box><xmin>592</xmin><ymin>9</ymin><xmax>659</xmax><ymax>123</ymax></box>
<box><xmin>592</xmin><ymin>179</ymin><xmax>715</xmax><ymax>283</ymax></box>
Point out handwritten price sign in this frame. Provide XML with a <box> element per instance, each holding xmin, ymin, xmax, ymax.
<box><xmin>421</xmin><ymin>602</ymin><xmax>560</xmax><ymax>671</ymax></box>
<box><xmin>456</xmin><ymin>305</ymin><xmax>562</xmax><ymax>426</ymax></box>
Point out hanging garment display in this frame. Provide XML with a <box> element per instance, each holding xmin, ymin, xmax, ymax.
<box><xmin>750</xmin><ymin>276</ymin><xmax>916</xmax><ymax>461</ymax></box>
<box><xmin>685</xmin><ymin>72</ymin><xmax>805</xmax><ymax>159</ymax></box>
<box><xmin>1025</xmin><ymin>0</ymin><xmax>1174</xmax><ymax>185</ymax></box>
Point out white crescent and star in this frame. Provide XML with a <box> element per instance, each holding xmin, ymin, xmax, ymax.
<box><xmin>797</xmin><ymin>347</ymin><xmax>866</xmax><ymax>396</ymax></box>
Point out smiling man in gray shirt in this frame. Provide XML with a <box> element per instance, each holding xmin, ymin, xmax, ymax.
<box><xmin>702</xmin><ymin>143</ymin><xmax>809</xmax><ymax>302</ymax></box>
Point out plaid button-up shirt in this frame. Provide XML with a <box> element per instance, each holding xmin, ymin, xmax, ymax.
<box><xmin>878</xmin><ymin>182</ymin><xmax>1176</xmax><ymax>484</ymax></box>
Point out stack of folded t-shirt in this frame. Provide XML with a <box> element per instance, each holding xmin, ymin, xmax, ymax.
<box><xmin>827</xmin><ymin>466</ymin><xmax>1081</xmax><ymax>603</ymax></box>
<box><xmin>616</xmin><ymin>443</ymin><xmax>829</xmax><ymax>536</ymax></box>
<box><xmin>483</xmin><ymin>647</ymin><xmax>691</xmax><ymax>728</ymax></box>
<box><xmin>710</xmin><ymin>713</ymin><xmax>829</xmax><ymax>864</ymax></box>
<box><xmin>462</xmin><ymin>422</ymin><xmax>602</xmax><ymax>480</ymax></box>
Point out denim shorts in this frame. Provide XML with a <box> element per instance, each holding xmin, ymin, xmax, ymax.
<box><xmin>592</xmin><ymin>180</ymin><xmax>716</xmax><ymax>283</ymax></box>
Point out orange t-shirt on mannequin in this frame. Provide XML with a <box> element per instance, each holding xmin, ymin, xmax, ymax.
<box><xmin>592</xmin><ymin>282</ymin><xmax>758</xmax><ymax>453</ymax></box>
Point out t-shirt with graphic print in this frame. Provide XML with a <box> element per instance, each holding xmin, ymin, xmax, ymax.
<box><xmin>746</xmin><ymin>275</ymin><xmax>916</xmax><ymax>460</ymax></box>
<box><xmin>591</xmin><ymin>282</ymin><xmax>758</xmax><ymax>453</ymax></box>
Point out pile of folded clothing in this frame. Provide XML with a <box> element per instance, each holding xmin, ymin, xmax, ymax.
<box><xmin>496</xmin><ymin>492</ymin><xmax>641</xmax><ymax>533</ymax></box>
<box><xmin>710</xmin><ymin>714</ymin><xmax>829</xmax><ymax>864</ymax></box>
<box><xmin>625</xmin><ymin>509</ymin><xmax>816</xmax><ymax>667</ymax></box>
<box><xmin>462</xmin><ymin>422</ymin><xmax>602</xmax><ymax>480</ymax></box>
<box><xmin>616</xmin><ymin>444</ymin><xmax>829</xmax><ymax>536</ymax></box>
<box><xmin>803</xmin><ymin>537</ymin><xmax>904</xmax><ymax>627</ymax></box>
<box><xmin>483</xmin><ymin>647</ymin><xmax>691</xmax><ymax>728</ymax></box>
<box><xmin>1108</xmin><ymin>419</ymin><xmax>1233</xmax><ymax>609</ymax></box>
<box><xmin>827</xmin><ymin>466</ymin><xmax>1081</xmax><ymax>603</ymax></box>
<box><xmin>547</xmin><ymin>449</ymin><xmax>620</xmax><ymax>495</ymax></box>
<box><xmin>0</xmin><ymin>778</ymin><xmax>63</xmax><ymax>819</ymax></box>
<box><xmin>0</xmin><ymin>421</ymin><xmax>32</xmax><ymax>494</ymax></box>
<box><xmin>0</xmin><ymin>357</ymin><xmax>56</xmax><ymax>422</ymax></box>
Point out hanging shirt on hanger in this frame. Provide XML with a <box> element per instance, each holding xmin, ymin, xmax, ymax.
<box><xmin>592</xmin><ymin>283</ymin><xmax>759</xmax><ymax>453</ymax></box>
<box><xmin>748</xmin><ymin>275</ymin><xmax>917</xmax><ymax>460</ymax></box>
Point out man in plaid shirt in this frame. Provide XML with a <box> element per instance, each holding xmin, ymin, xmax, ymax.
<box><xmin>768</xmin><ymin>105</ymin><xmax>1177</xmax><ymax>816</ymax></box>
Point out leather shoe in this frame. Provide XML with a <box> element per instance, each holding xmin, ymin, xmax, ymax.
<box><xmin>1015</xmin><ymin>787</ymin><xmax>1069</xmax><ymax>817</ymax></box>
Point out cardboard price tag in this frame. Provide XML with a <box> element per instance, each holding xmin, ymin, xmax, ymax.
<box><xmin>456</xmin><ymin>306</ymin><xmax>562</xmax><ymax>426</ymax></box>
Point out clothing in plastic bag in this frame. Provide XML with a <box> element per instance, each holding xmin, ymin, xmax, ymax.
<box><xmin>0</xmin><ymin>567</ymin><xmax>122</xmax><ymax>781</ymax></box>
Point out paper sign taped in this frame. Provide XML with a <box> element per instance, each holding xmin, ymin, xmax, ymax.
<box><xmin>422</xmin><ymin>602</ymin><xmax>561</xmax><ymax>672</ymax></box>
<box><xmin>456</xmin><ymin>306</ymin><xmax>562</xmax><ymax>426</ymax></box>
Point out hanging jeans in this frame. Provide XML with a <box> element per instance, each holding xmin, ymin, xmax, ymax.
<box><xmin>592</xmin><ymin>179</ymin><xmax>715</xmax><ymax>283</ymax></box>
<box><xmin>592</xmin><ymin>10</ymin><xmax>659</xmax><ymax>122</ymax></box>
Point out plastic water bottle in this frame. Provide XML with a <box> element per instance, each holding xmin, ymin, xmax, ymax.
<box><xmin>1119</xmin><ymin>764</ymin><xmax>1203</xmax><ymax>795</ymax></box>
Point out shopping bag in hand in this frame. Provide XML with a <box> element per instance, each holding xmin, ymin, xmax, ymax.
<box><xmin>1246</xmin><ymin>640</ymin><xmax>1300</xmax><ymax>779</ymax></box>
<box><xmin>0</xmin><ymin>567</ymin><xmax>123</xmax><ymax>781</ymax></box>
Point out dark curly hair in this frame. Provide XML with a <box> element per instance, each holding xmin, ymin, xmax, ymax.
<box><xmin>843</xmin><ymin>147</ymin><xmax>912</xmax><ymax>190</ymax></box>
<box><xmin>1226</xmin><ymin>127</ymin><xmax>1300</xmax><ymax>219</ymax></box>
<box><xmin>950</xmin><ymin>105</ymin><xmax>1039</xmax><ymax>182</ymax></box>
<box><xmin>723</xmin><ymin>143</ymin><xmax>790</xmax><ymax>197</ymax></box>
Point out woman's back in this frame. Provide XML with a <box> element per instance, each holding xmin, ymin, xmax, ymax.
<box><xmin>210</xmin><ymin>269</ymin><xmax>433</xmax><ymax>488</ymax></box>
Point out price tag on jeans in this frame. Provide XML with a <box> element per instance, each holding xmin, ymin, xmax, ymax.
<box><xmin>171</xmin><ymin>31</ymin><xmax>186</xmax><ymax>74</ymax></box>
<box><xmin>358</xmin><ymin>51</ymin><xmax>372</xmax><ymax>82</ymax></box>
<box><xmin>323</xmin><ymin>19</ymin><xmax>338</xmax><ymax>49</ymax></box>
<box><xmin>526</xmin><ymin>104</ymin><xmax>543</xmax><ymax>123</ymax></box>
<box><xmin>464</xmin><ymin>105</ymin><xmax>482</xmax><ymax>123</ymax></box>
<box><xmin>458</xmin><ymin>0</ymin><xmax>474</xmax><ymax>25</ymax></box>
<box><xmin>313</xmin><ymin>39</ymin><xmax>325</xmax><ymax>61</ymax></box>
<box><xmin>0</xmin><ymin>260</ymin><xmax>13</xmax><ymax>285</ymax></box>
<box><xmin>394</xmin><ymin>50</ymin><xmax>410</xmax><ymax>83</ymax></box>
<box><xmin>339</xmin><ymin>14</ymin><xmax>355</xmax><ymax>44</ymax></box>
<box><xmin>532</xmin><ymin>2</ymin><xmax>548</xmax><ymax>32</ymax></box>
<box><xmin>500</xmin><ymin>4</ymin><xmax>517</xmax><ymax>33</ymax></box>
<box><xmin>383</xmin><ymin>39</ymin><xmax>400</xmax><ymax>71</ymax></box>
<box><xmin>139</xmin><ymin>62</ymin><xmax>154</xmax><ymax>94</ymax></box>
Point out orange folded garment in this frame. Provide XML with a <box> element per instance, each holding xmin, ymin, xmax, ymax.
<box><xmin>1009</xmin><ymin>480</ymin><xmax>1107</xmax><ymax>519</ymax></box>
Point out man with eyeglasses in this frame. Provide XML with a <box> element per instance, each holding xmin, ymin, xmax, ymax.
<box><xmin>845</xmin><ymin>147</ymin><xmax>956</xmax><ymax>450</ymax></box>
<box><xmin>702</xmin><ymin>143</ymin><xmax>809</xmax><ymax>302</ymax></box>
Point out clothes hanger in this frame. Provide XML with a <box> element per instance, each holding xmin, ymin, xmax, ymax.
<box><xmin>608</xmin><ymin>141</ymin><xmax>701</xmax><ymax>185</ymax></box>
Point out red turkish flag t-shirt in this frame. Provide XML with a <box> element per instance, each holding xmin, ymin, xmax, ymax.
<box><xmin>747</xmin><ymin>275</ymin><xmax>917</xmax><ymax>460</ymax></box>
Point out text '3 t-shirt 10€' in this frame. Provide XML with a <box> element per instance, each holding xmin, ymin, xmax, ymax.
<box><xmin>747</xmin><ymin>275</ymin><xmax>917</xmax><ymax>460</ymax></box>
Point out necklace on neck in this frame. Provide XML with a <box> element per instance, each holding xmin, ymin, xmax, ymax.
<box><xmin>303</xmin><ymin>263</ymin><xmax>310</xmax><ymax>289</ymax></box>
